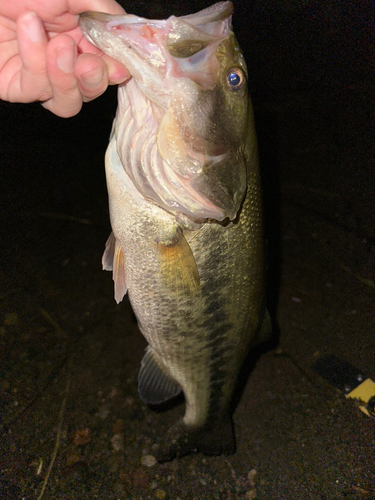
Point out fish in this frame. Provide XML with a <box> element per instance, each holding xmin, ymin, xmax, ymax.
<box><xmin>79</xmin><ymin>1</ymin><xmax>269</xmax><ymax>461</ymax></box>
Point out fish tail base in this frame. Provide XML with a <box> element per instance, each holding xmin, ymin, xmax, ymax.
<box><xmin>156</xmin><ymin>416</ymin><xmax>235</xmax><ymax>462</ymax></box>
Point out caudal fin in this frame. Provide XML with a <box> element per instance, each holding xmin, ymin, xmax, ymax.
<box><xmin>156</xmin><ymin>416</ymin><xmax>235</xmax><ymax>462</ymax></box>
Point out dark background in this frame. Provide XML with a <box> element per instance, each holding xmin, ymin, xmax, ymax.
<box><xmin>0</xmin><ymin>1</ymin><xmax>374</xmax><ymax>498</ymax></box>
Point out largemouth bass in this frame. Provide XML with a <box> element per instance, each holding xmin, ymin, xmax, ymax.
<box><xmin>79</xmin><ymin>1</ymin><xmax>268</xmax><ymax>461</ymax></box>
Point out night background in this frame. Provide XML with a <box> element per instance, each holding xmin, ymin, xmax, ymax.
<box><xmin>0</xmin><ymin>0</ymin><xmax>373</xmax><ymax>498</ymax></box>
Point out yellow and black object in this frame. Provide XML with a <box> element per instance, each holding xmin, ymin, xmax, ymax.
<box><xmin>313</xmin><ymin>354</ymin><xmax>375</xmax><ymax>418</ymax></box>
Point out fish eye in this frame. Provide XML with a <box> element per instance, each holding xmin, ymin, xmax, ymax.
<box><xmin>226</xmin><ymin>68</ymin><xmax>245</xmax><ymax>91</ymax></box>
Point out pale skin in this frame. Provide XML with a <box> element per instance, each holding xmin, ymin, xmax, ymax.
<box><xmin>0</xmin><ymin>0</ymin><xmax>130</xmax><ymax>117</ymax></box>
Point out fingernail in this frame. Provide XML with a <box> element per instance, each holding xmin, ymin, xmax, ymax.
<box><xmin>81</xmin><ymin>67</ymin><xmax>105</xmax><ymax>88</ymax></box>
<box><xmin>22</xmin><ymin>11</ymin><xmax>43</xmax><ymax>43</ymax></box>
<box><xmin>56</xmin><ymin>46</ymin><xmax>74</xmax><ymax>73</ymax></box>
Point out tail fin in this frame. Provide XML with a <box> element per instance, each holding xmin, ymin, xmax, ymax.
<box><xmin>156</xmin><ymin>416</ymin><xmax>235</xmax><ymax>462</ymax></box>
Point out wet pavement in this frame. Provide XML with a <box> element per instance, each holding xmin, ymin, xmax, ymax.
<box><xmin>0</xmin><ymin>1</ymin><xmax>374</xmax><ymax>499</ymax></box>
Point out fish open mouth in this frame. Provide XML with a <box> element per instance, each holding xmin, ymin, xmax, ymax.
<box><xmin>80</xmin><ymin>3</ymin><xmax>232</xmax><ymax>101</ymax></box>
<box><xmin>80</xmin><ymin>2</ymin><xmax>247</xmax><ymax>222</ymax></box>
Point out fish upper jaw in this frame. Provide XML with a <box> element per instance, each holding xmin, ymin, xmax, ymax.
<box><xmin>79</xmin><ymin>5</ymin><xmax>232</xmax><ymax>108</ymax></box>
<box><xmin>79</xmin><ymin>12</ymin><xmax>169</xmax><ymax>109</ymax></box>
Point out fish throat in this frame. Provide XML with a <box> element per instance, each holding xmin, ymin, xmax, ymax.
<box><xmin>114</xmin><ymin>77</ymin><xmax>244</xmax><ymax>223</ymax></box>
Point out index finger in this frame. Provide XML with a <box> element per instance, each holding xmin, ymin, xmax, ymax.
<box><xmin>67</xmin><ymin>0</ymin><xmax>125</xmax><ymax>16</ymax></box>
<box><xmin>76</xmin><ymin>28</ymin><xmax>130</xmax><ymax>85</ymax></box>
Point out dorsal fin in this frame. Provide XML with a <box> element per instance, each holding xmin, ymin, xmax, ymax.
<box><xmin>138</xmin><ymin>346</ymin><xmax>181</xmax><ymax>405</ymax></box>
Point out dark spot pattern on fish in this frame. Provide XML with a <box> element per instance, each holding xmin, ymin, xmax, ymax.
<box><xmin>208</xmin><ymin>338</ymin><xmax>232</xmax><ymax>418</ymax></box>
<box><xmin>197</xmin><ymin>239</ymin><xmax>236</xmax><ymax>421</ymax></box>
<box><xmin>201</xmin><ymin>307</ymin><xmax>227</xmax><ymax>327</ymax></box>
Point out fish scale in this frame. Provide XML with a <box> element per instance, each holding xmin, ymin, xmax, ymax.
<box><xmin>79</xmin><ymin>1</ymin><xmax>268</xmax><ymax>460</ymax></box>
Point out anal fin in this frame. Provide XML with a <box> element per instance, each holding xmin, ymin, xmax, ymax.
<box><xmin>138</xmin><ymin>346</ymin><xmax>181</xmax><ymax>405</ymax></box>
<box><xmin>253</xmin><ymin>308</ymin><xmax>273</xmax><ymax>345</ymax></box>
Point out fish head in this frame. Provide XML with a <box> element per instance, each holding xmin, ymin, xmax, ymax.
<box><xmin>80</xmin><ymin>2</ymin><xmax>251</xmax><ymax>222</ymax></box>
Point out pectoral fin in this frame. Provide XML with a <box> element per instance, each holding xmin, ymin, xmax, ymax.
<box><xmin>138</xmin><ymin>346</ymin><xmax>182</xmax><ymax>405</ymax></box>
<box><xmin>157</xmin><ymin>229</ymin><xmax>200</xmax><ymax>296</ymax></box>
<box><xmin>102</xmin><ymin>232</ymin><xmax>127</xmax><ymax>304</ymax></box>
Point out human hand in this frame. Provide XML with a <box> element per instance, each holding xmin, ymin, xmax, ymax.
<box><xmin>0</xmin><ymin>0</ymin><xmax>130</xmax><ymax>117</ymax></box>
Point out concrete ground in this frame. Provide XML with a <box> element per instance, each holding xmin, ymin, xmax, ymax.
<box><xmin>0</xmin><ymin>1</ymin><xmax>373</xmax><ymax>499</ymax></box>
